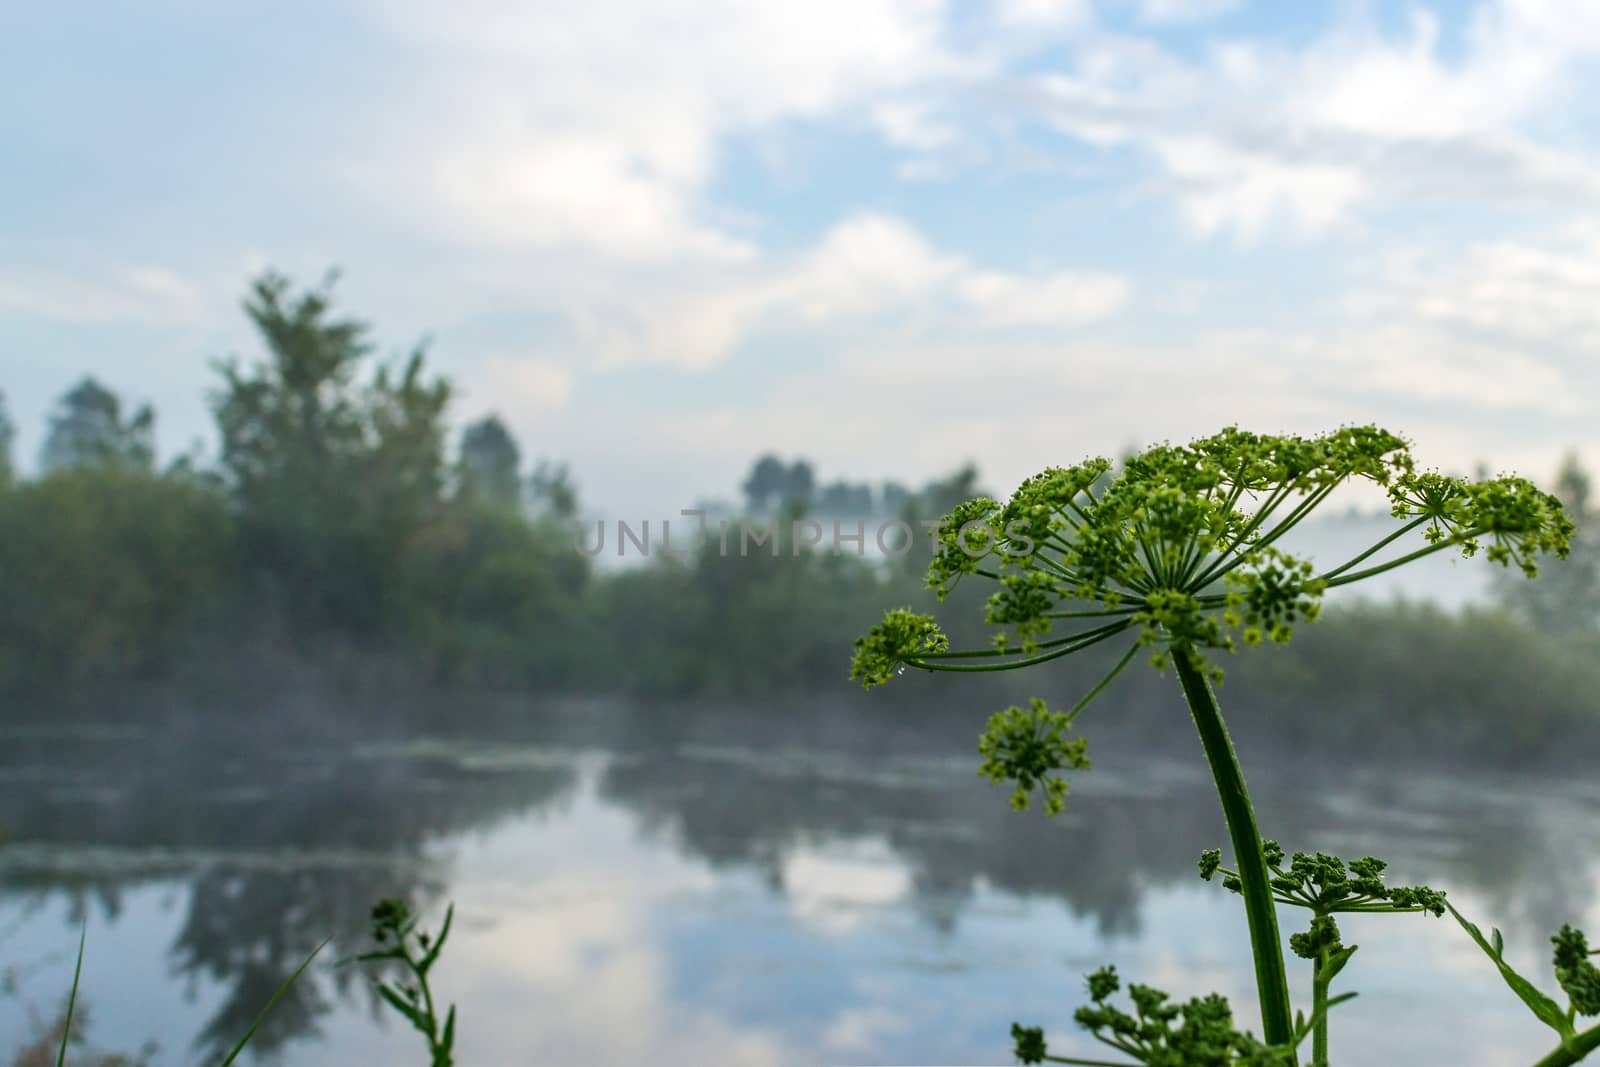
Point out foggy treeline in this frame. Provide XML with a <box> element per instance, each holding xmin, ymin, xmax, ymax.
<box><xmin>0</xmin><ymin>271</ymin><xmax>1596</xmax><ymax>767</ymax></box>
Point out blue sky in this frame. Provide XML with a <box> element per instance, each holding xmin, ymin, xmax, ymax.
<box><xmin>3</xmin><ymin>0</ymin><xmax>1599</xmax><ymax>517</ymax></box>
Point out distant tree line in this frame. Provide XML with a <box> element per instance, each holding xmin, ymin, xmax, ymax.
<box><xmin>736</xmin><ymin>451</ymin><xmax>987</xmax><ymax>521</ymax></box>
<box><xmin>0</xmin><ymin>271</ymin><xmax>1595</xmax><ymax>757</ymax></box>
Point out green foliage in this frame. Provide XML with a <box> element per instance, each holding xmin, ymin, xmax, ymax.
<box><xmin>1231</xmin><ymin>600</ymin><xmax>1600</xmax><ymax>764</ymax></box>
<box><xmin>851</xmin><ymin>425</ymin><xmax>1578</xmax><ymax>1062</ymax></box>
<box><xmin>39</xmin><ymin>377</ymin><xmax>155</xmax><ymax>474</ymax></box>
<box><xmin>1553</xmin><ymin>926</ymin><xmax>1600</xmax><ymax>1017</ymax></box>
<box><xmin>859</xmin><ymin>425</ymin><xmax>1572</xmax><ymax>701</ymax></box>
<box><xmin>0</xmin><ymin>465</ymin><xmax>232</xmax><ymax>689</ymax></box>
<box><xmin>602</xmin><ymin>505</ymin><xmax>904</xmax><ymax>697</ymax></box>
<box><xmin>1200</xmin><ymin>843</ymin><xmax>1446</xmax><ymax>919</ymax></box>
<box><xmin>976</xmin><ymin>697</ymin><xmax>1090</xmax><ymax>815</ymax></box>
<box><xmin>851</xmin><ymin>608</ymin><xmax>950</xmax><ymax>687</ymax></box>
<box><xmin>1447</xmin><ymin>902</ymin><xmax>1600</xmax><ymax>1064</ymax></box>
<box><xmin>1010</xmin><ymin>965</ymin><xmax>1293</xmax><ymax>1066</ymax></box>
<box><xmin>528</xmin><ymin>459</ymin><xmax>577</xmax><ymax>519</ymax></box>
<box><xmin>343</xmin><ymin>899</ymin><xmax>457</xmax><ymax>1067</ymax></box>
<box><xmin>213</xmin><ymin>270</ymin><xmax>452</xmax><ymax>635</ymax></box>
<box><xmin>404</xmin><ymin>503</ymin><xmax>591</xmax><ymax>687</ymax></box>
<box><xmin>0</xmin><ymin>389</ymin><xmax>14</xmax><ymax>487</ymax></box>
<box><xmin>456</xmin><ymin>415</ymin><xmax>522</xmax><ymax>511</ymax></box>
<box><xmin>741</xmin><ymin>454</ymin><xmax>815</xmax><ymax>512</ymax></box>
<box><xmin>815</xmin><ymin>479</ymin><xmax>875</xmax><ymax>516</ymax></box>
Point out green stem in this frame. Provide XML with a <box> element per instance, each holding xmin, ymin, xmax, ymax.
<box><xmin>1320</xmin><ymin>532</ymin><xmax>1480</xmax><ymax>589</ymax></box>
<box><xmin>1189</xmin><ymin>482</ymin><xmax>1296</xmax><ymax>589</ymax></box>
<box><xmin>910</xmin><ymin>621</ymin><xmax>1133</xmax><ymax>672</ymax></box>
<box><xmin>1312</xmin><ymin>949</ymin><xmax>1330</xmax><ymax>1067</ymax></box>
<box><xmin>1531</xmin><ymin>1025</ymin><xmax>1600</xmax><ymax>1067</ymax></box>
<box><xmin>1315</xmin><ymin>517</ymin><xmax>1429</xmax><ymax>581</ymax></box>
<box><xmin>1063</xmin><ymin>640</ymin><xmax>1141</xmax><ymax>724</ymax></box>
<box><xmin>1172</xmin><ymin>651</ymin><xmax>1295</xmax><ymax>1052</ymax></box>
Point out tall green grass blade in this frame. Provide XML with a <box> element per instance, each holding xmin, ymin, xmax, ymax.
<box><xmin>217</xmin><ymin>936</ymin><xmax>331</xmax><ymax>1066</ymax></box>
<box><xmin>54</xmin><ymin>924</ymin><xmax>86</xmax><ymax>1067</ymax></box>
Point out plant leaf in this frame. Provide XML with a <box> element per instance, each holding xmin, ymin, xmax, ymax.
<box><xmin>377</xmin><ymin>983</ymin><xmax>429</xmax><ymax>1033</ymax></box>
<box><xmin>55</xmin><ymin>925</ymin><xmax>86</xmax><ymax>1067</ymax></box>
<box><xmin>418</xmin><ymin>904</ymin><xmax>454</xmax><ymax>975</ymax></box>
<box><xmin>219</xmin><ymin>936</ymin><xmax>330</xmax><ymax>1066</ymax></box>
<box><xmin>1324</xmin><ymin>943</ymin><xmax>1359</xmax><ymax>983</ymax></box>
<box><xmin>1447</xmin><ymin>902</ymin><xmax>1572</xmax><ymax>1038</ymax></box>
<box><xmin>1290</xmin><ymin>991</ymin><xmax>1358</xmax><ymax>1048</ymax></box>
<box><xmin>441</xmin><ymin>1004</ymin><xmax>457</xmax><ymax>1052</ymax></box>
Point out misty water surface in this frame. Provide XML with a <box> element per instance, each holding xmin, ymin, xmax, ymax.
<box><xmin>2</xmin><ymin>699</ymin><xmax>1598</xmax><ymax>1067</ymax></box>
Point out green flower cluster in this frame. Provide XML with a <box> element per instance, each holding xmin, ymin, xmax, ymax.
<box><xmin>1200</xmin><ymin>844</ymin><xmax>1446</xmax><ymax>926</ymax></box>
<box><xmin>1010</xmin><ymin>965</ymin><xmax>1292</xmax><ymax>1066</ymax></box>
<box><xmin>976</xmin><ymin>697</ymin><xmax>1090</xmax><ymax>815</ymax></box>
<box><xmin>1390</xmin><ymin>471</ymin><xmax>1574</xmax><ymax>576</ymax></box>
<box><xmin>852</xmin><ymin>424</ymin><xmax>1573</xmax><ymax>706</ymax></box>
<box><xmin>1554</xmin><ymin>925</ymin><xmax>1600</xmax><ymax>1017</ymax></box>
<box><xmin>848</xmin><ymin>607</ymin><xmax>949</xmax><ymax>688</ymax></box>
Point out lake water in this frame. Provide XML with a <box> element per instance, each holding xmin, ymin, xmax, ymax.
<box><xmin>3</xmin><ymin>702</ymin><xmax>1598</xmax><ymax>1066</ymax></box>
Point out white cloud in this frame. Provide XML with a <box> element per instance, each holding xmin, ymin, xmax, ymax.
<box><xmin>0</xmin><ymin>265</ymin><xmax>208</xmax><ymax>326</ymax></box>
<box><xmin>342</xmin><ymin>0</ymin><xmax>988</xmax><ymax>265</ymax></box>
<box><xmin>470</xmin><ymin>357</ymin><xmax>575</xmax><ymax>414</ymax></box>
<box><xmin>631</xmin><ymin>245</ymin><xmax>1600</xmax><ymax>510</ymax></box>
<box><xmin>549</xmin><ymin>213</ymin><xmax>1128</xmax><ymax>370</ymax></box>
<box><xmin>1015</xmin><ymin>1</ymin><xmax>1600</xmax><ymax>237</ymax></box>
<box><xmin>871</xmin><ymin>98</ymin><xmax>963</xmax><ymax>151</ymax></box>
<box><xmin>956</xmin><ymin>268</ymin><xmax>1130</xmax><ymax>326</ymax></box>
<box><xmin>773</xmin><ymin>214</ymin><xmax>967</xmax><ymax>321</ymax></box>
<box><xmin>998</xmin><ymin>0</ymin><xmax>1092</xmax><ymax>28</ymax></box>
<box><xmin>821</xmin><ymin>1004</ymin><xmax>912</xmax><ymax>1056</ymax></box>
<box><xmin>1370</xmin><ymin>226</ymin><xmax>1600</xmax><ymax>352</ymax></box>
<box><xmin>1151</xmin><ymin>135</ymin><xmax>1366</xmax><ymax>237</ymax></box>
<box><xmin>430</xmin><ymin>785</ymin><xmax>792</xmax><ymax>1067</ymax></box>
<box><xmin>782</xmin><ymin>837</ymin><xmax>914</xmax><ymax>936</ymax></box>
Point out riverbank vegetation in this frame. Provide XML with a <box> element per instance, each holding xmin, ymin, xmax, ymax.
<box><xmin>0</xmin><ymin>271</ymin><xmax>1596</xmax><ymax>771</ymax></box>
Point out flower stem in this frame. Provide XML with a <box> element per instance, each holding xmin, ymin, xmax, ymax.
<box><xmin>1172</xmin><ymin>650</ymin><xmax>1294</xmax><ymax>1053</ymax></box>
<box><xmin>1312</xmin><ymin>950</ymin><xmax>1330</xmax><ymax>1067</ymax></box>
<box><xmin>1531</xmin><ymin>1026</ymin><xmax>1600</xmax><ymax>1067</ymax></box>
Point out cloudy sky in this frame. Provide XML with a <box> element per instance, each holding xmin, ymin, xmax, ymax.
<box><xmin>4</xmin><ymin>0</ymin><xmax>1599</xmax><ymax>517</ymax></box>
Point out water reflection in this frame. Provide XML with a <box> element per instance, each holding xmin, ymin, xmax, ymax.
<box><xmin>2</xmin><ymin>703</ymin><xmax>1598</xmax><ymax>1065</ymax></box>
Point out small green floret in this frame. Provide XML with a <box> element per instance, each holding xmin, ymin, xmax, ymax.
<box><xmin>1049</xmin><ymin>964</ymin><xmax>1294</xmax><ymax>1065</ymax></box>
<box><xmin>849</xmin><ymin>608</ymin><xmax>948</xmax><ymax>687</ymax></box>
<box><xmin>977</xmin><ymin>697</ymin><xmax>1090</xmax><ymax>816</ymax></box>
<box><xmin>1204</xmin><ymin>843</ymin><xmax>1446</xmax><ymax>918</ymax></box>
<box><xmin>1553</xmin><ymin>924</ymin><xmax>1600</xmax><ymax>1016</ymax></box>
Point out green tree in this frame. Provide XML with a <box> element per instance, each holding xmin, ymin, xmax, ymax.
<box><xmin>816</xmin><ymin>480</ymin><xmax>874</xmax><ymax>516</ymax></box>
<box><xmin>881</xmin><ymin>480</ymin><xmax>911</xmax><ymax>515</ymax></box>
<box><xmin>742</xmin><ymin>454</ymin><xmax>788</xmax><ymax>513</ymax></box>
<box><xmin>457</xmin><ymin>415</ymin><xmax>522</xmax><ymax>510</ymax></box>
<box><xmin>38</xmin><ymin>377</ymin><xmax>155</xmax><ymax>472</ymax></box>
<box><xmin>784</xmin><ymin>459</ymin><xmax>816</xmax><ymax>506</ymax></box>
<box><xmin>211</xmin><ymin>270</ymin><xmax>451</xmax><ymax>635</ymax></box>
<box><xmin>0</xmin><ymin>466</ymin><xmax>232</xmax><ymax>690</ymax></box>
<box><xmin>0</xmin><ymin>389</ymin><xmax>14</xmax><ymax>486</ymax></box>
<box><xmin>530</xmin><ymin>459</ymin><xmax>578</xmax><ymax>519</ymax></box>
<box><xmin>916</xmin><ymin>462</ymin><xmax>988</xmax><ymax>518</ymax></box>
